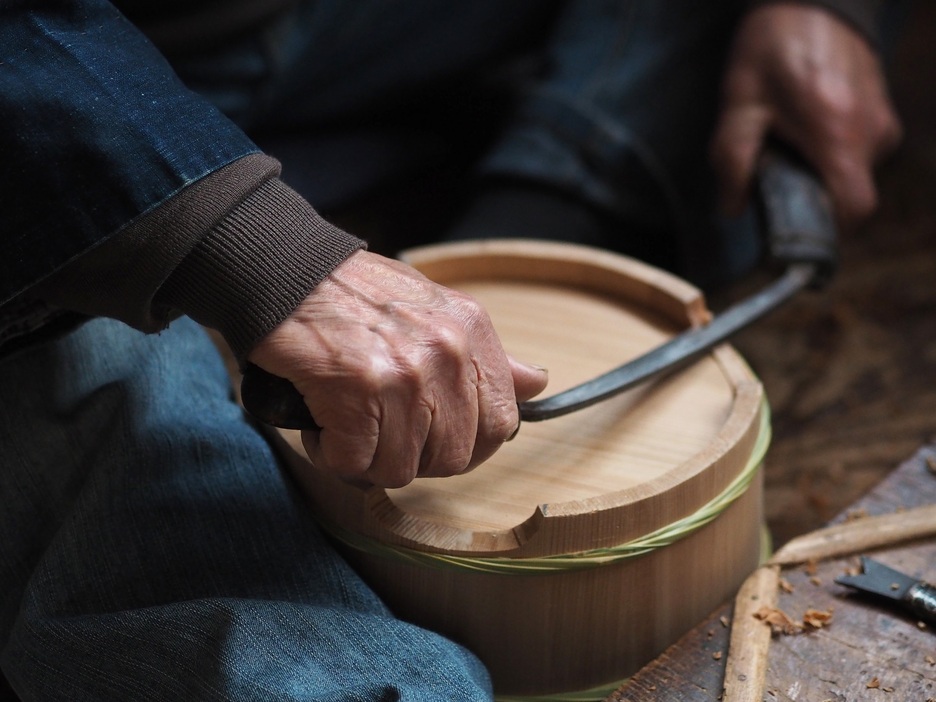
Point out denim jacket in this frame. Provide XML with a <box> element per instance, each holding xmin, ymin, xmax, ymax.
<box><xmin>0</xmin><ymin>0</ymin><xmax>363</xmax><ymax>361</ymax></box>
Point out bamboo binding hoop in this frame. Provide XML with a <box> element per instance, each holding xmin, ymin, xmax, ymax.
<box><xmin>269</xmin><ymin>240</ymin><xmax>769</xmax><ymax>699</ymax></box>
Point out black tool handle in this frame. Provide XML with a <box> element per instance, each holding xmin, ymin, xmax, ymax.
<box><xmin>906</xmin><ymin>582</ymin><xmax>936</xmax><ymax>625</ymax></box>
<box><xmin>241</xmin><ymin>362</ymin><xmax>318</xmax><ymax>430</ymax></box>
<box><xmin>757</xmin><ymin>144</ymin><xmax>838</xmax><ymax>287</ymax></box>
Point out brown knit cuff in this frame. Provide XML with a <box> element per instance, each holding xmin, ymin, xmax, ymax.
<box><xmin>156</xmin><ymin>178</ymin><xmax>366</xmax><ymax>362</ymax></box>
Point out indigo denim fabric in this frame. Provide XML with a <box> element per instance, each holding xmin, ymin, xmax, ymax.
<box><xmin>0</xmin><ymin>317</ymin><xmax>494</xmax><ymax>701</ymax></box>
<box><xmin>473</xmin><ymin>0</ymin><xmax>752</xmax><ymax>287</ymax></box>
<box><xmin>168</xmin><ymin>0</ymin><xmax>755</xmax><ymax>286</ymax></box>
<box><xmin>0</xmin><ymin>0</ymin><xmax>258</xmax><ymax>305</ymax></box>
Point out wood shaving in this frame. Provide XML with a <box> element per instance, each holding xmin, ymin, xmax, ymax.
<box><xmin>803</xmin><ymin>608</ymin><xmax>833</xmax><ymax>629</ymax></box>
<box><xmin>754</xmin><ymin>606</ymin><xmax>802</xmax><ymax>635</ymax></box>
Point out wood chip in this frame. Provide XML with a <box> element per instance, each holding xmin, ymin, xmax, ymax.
<box><xmin>867</xmin><ymin>677</ymin><xmax>881</xmax><ymax>689</ymax></box>
<box><xmin>719</xmin><ymin>615</ymin><xmax>730</xmax><ymax>627</ymax></box>
<box><xmin>925</xmin><ymin>654</ymin><xmax>935</xmax><ymax>666</ymax></box>
<box><xmin>779</xmin><ymin>577</ymin><xmax>794</xmax><ymax>593</ymax></box>
<box><xmin>803</xmin><ymin>608</ymin><xmax>833</xmax><ymax>629</ymax></box>
<box><xmin>754</xmin><ymin>606</ymin><xmax>802</xmax><ymax>636</ymax></box>
<box><xmin>809</xmin><ymin>576</ymin><xmax>822</xmax><ymax>586</ymax></box>
<box><xmin>804</xmin><ymin>558</ymin><xmax>818</xmax><ymax>576</ymax></box>
<box><xmin>713</xmin><ymin>651</ymin><xmax>723</xmax><ymax>660</ymax></box>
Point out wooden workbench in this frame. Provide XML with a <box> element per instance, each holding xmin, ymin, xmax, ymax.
<box><xmin>607</xmin><ymin>443</ymin><xmax>936</xmax><ymax>701</ymax></box>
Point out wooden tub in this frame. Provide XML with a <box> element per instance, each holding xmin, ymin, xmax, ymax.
<box><xmin>269</xmin><ymin>240</ymin><xmax>768</xmax><ymax>699</ymax></box>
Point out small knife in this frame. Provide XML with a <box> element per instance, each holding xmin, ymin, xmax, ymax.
<box><xmin>240</xmin><ymin>144</ymin><xmax>837</xmax><ymax>430</ymax></box>
<box><xmin>835</xmin><ymin>556</ymin><xmax>936</xmax><ymax>626</ymax></box>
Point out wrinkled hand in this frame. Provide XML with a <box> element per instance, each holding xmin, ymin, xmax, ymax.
<box><xmin>710</xmin><ymin>4</ymin><xmax>902</xmax><ymax>231</ymax></box>
<box><xmin>247</xmin><ymin>249</ymin><xmax>548</xmax><ymax>488</ymax></box>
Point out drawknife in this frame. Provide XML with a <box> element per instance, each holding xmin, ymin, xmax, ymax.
<box><xmin>240</xmin><ymin>145</ymin><xmax>837</xmax><ymax>430</ymax></box>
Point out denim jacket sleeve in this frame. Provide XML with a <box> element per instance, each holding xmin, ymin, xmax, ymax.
<box><xmin>0</xmin><ymin>0</ymin><xmax>365</xmax><ymax>361</ymax></box>
<box><xmin>0</xmin><ymin>0</ymin><xmax>262</xmax><ymax>302</ymax></box>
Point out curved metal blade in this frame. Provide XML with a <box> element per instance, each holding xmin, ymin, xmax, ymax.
<box><xmin>518</xmin><ymin>263</ymin><xmax>816</xmax><ymax>421</ymax></box>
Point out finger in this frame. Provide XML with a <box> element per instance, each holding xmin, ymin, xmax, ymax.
<box><xmin>305</xmin><ymin>416</ymin><xmax>381</xmax><ymax>485</ymax></box>
<box><xmin>510</xmin><ymin>356</ymin><xmax>549</xmax><ymax>403</ymax></box>
<box><xmin>710</xmin><ymin>104</ymin><xmax>773</xmax><ymax>217</ymax></box>
<box><xmin>416</xmin><ymin>387</ymin><xmax>478</xmax><ymax>479</ymax></box>
<box><xmin>818</xmin><ymin>150</ymin><xmax>878</xmax><ymax>232</ymax></box>
<box><xmin>465</xmin><ymin>356</ymin><xmax>521</xmax><ymax>472</ymax></box>
<box><xmin>873</xmin><ymin>108</ymin><xmax>904</xmax><ymax>162</ymax></box>
<box><xmin>366</xmin><ymin>399</ymin><xmax>433</xmax><ymax>487</ymax></box>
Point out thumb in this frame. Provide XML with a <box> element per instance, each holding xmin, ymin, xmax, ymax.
<box><xmin>710</xmin><ymin>105</ymin><xmax>772</xmax><ymax>217</ymax></box>
<box><xmin>508</xmin><ymin>356</ymin><xmax>548</xmax><ymax>403</ymax></box>
<box><xmin>812</xmin><ymin>150</ymin><xmax>878</xmax><ymax>233</ymax></box>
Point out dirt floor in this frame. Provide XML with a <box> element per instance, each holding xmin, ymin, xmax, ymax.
<box><xmin>714</xmin><ymin>4</ymin><xmax>936</xmax><ymax>546</ymax></box>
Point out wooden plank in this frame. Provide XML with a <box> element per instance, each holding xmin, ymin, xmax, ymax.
<box><xmin>607</xmin><ymin>443</ymin><xmax>936</xmax><ymax>701</ymax></box>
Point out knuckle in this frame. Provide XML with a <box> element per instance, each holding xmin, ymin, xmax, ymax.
<box><xmin>425</xmin><ymin>447</ymin><xmax>473</xmax><ymax>477</ymax></box>
<box><xmin>373</xmin><ymin>469</ymin><xmax>417</xmax><ymax>489</ymax></box>
<box><xmin>486</xmin><ymin>402</ymin><xmax>520</xmax><ymax>442</ymax></box>
<box><xmin>429</xmin><ymin>322</ymin><xmax>470</xmax><ymax>359</ymax></box>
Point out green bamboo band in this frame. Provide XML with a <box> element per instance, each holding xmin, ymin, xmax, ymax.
<box><xmin>319</xmin><ymin>400</ymin><xmax>771</xmax><ymax>576</ymax></box>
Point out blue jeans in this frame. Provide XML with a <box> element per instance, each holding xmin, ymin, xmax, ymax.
<box><xmin>0</xmin><ymin>317</ymin><xmax>492</xmax><ymax>701</ymax></box>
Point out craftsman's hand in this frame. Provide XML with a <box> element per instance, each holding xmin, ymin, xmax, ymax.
<box><xmin>710</xmin><ymin>3</ymin><xmax>902</xmax><ymax>232</ymax></box>
<box><xmin>247</xmin><ymin>250</ymin><xmax>548</xmax><ymax>488</ymax></box>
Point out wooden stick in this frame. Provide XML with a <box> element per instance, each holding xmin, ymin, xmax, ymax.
<box><xmin>722</xmin><ymin>565</ymin><xmax>780</xmax><ymax>702</ymax></box>
<box><xmin>768</xmin><ymin>504</ymin><xmax>936</xmax><ymax>566</ymax></box>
